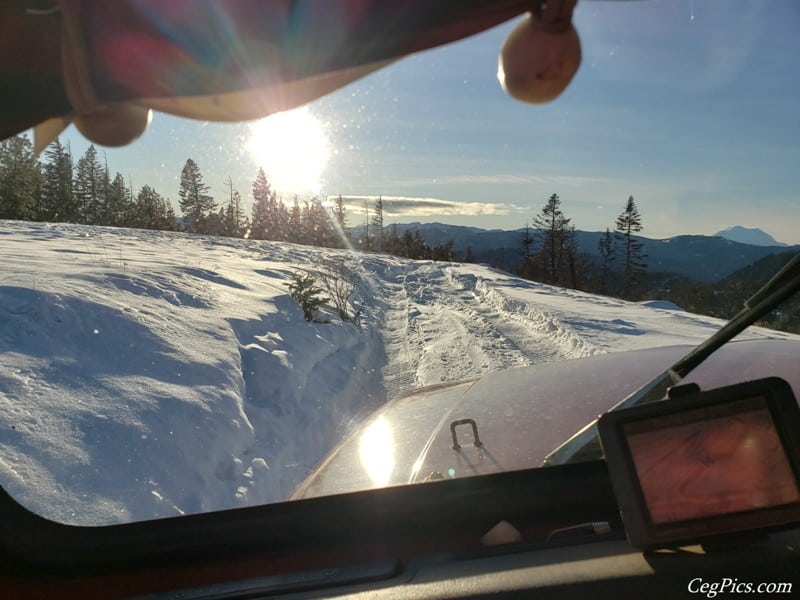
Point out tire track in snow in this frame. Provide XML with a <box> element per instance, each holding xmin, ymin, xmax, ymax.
<box><xmin>465</xmin><ymin>272</ymin><xmax>601</xmax><ymax>361</ymax></box>
<box><xmin>444</xmin><ymin>270</ymin><xmax>570</xmax><ymax>365</ymax></box>
<box><xmin>351</xmin><ymin>257</ymin><xmax>599</xmax><ymax>397</ymax></box>
<box><xmin>400</xmin><ymin>263</ymin><xmax>579</xmax><ymax>387</ymax></box>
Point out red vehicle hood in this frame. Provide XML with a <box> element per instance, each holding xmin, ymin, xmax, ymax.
<box><xmin>295</xmin><ymin>339</ymin><xmax>800</xmax><ymax>499</ymax></box>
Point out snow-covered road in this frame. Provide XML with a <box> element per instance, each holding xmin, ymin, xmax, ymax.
<box><xmin>359</xmin><ymin>260</ymin><xmax>581</xmax><ymax>395</ymax></box>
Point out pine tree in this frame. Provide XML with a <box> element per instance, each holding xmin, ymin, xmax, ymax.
<box><xmin>303</xmin><ymin>197</ymin><xmax>333</xmax><ymax>247</ymax></box>
<box><xmin>97</xmin><ymin>152</ymin><xmax>113</xmax><ymax>225</ymax></box>
<box><xmin>300</xmin><ymin>200</ymin><xmax>312</xmax><ymax>244</ymax></box>
<box><xmin>133</xmin><ymin>185</ymin><xmax>175</xmax><ymax>230</ymax></box>
<box><xmin>287</xmin><ymin>196</ymin><xmax>302</xmax><ymax>243</ymax></box>
<box><xmin>597</xmin><ymin>227</ymin><xmax>615</xmax><ymax>295</ymax></box>
<box><xmin>371</xmin><ymin>196</ymin><xmax>384</xmax><ymax>252</ymax></box>
<box><xmin>519</xmin><ymin>220</ymin><xmax>536</xmax><ymax>279</ymax></box>
<box><xmin>39</xmin><ymin>138</ymin><xmax>74</xmax><ymax>222</ymax></box>
<box><xmin>362</xmin><ymin>199</ymin><xmax>372</xmax><ymax>250</ymax></box>
<box><xmin>106</xmin><ymin>172</ymin><xmax>132</xmax><ymax>226</ymax></box>
<box><xmin>274</xmin><ymin>198</ymin><xmax>289</xmax><ymax>242</ymax></box>
<box><xmin>162</xmin><ymin>199</ymin><xmax>177</xmax><ymax>231</ymax></box>
<box><xmin>222</xmin><ymin>190</ymin><xmax>248</xmax><ymax>238</ymax></box>
<box><xmin>0</xmin><ymin>135</ymin><xmax>41</xmax><ymax>220</ymax></box>
<box><xmin>329</xmin><ymin>194</ymin><xmax>348</xmax><ymax>248</ymax></box>
<box><xmin>332</xmin><ymin>194</ymin><xmax>347</xmax><ymax>231</ymax></box>
<box><xmin>399</xmin><ymin>230</ymin><xmax>430</xmax><ymax>259</ymax></box>
<box><xmin>532</xmin><ymin>193</ymin><xmax>571</xmax><ymax>284</ymax></box>
<box><xmin>73</xmin><ymin>145</ymin><xmax>105</xmax><ymax>224</ymax></box>
<box><xmin>219</xmin><ymin>178</ymin><xmax>248</xmax><ymax>238</ymax></box>
<box><xmin>615</xmin><ymin>195</ymin><xmax>647</xmax><ymax>299</ymax></box>
<box><xmin>385</xmin><ymin>223</ymin><xmax>403</xmax><ymax>256</ymax></box>
<box><xmin>178</xmin><ymin>158</ymin><xmax>215</xmax><ymax>233</ymax></box>
<box><xmin>400</xmin><ymin>230</ymin><xmax>414</xmax><ymax>258</ymax></box>
<box><xmin>204</xmin><ymin>209</ymin><xmax>224</xmax><ymax>237</ymax></box>
<box><xmin>414</xmin><ymin>231</ymin><xmax>431</xmax><ymax>259</ymax></box>
<box><xmin>432</xmin><ymin>240</ymin><xmax>455</xmax><ymax>261</ymax></box>
<box><xmin>250</xmin><ymin>168</ymin><xmax>281</xmax><ymax>240</ymax></box>
<box><xmin>562</xmin><ymin>225</ymin><xmax>585</xmax><ymax>290</ymax></box>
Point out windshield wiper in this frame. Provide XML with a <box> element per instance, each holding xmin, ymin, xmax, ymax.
<box><xmin>543</xmin><ymin>250</ymin><xmax>800</xmax><ymax>467</ymax></box>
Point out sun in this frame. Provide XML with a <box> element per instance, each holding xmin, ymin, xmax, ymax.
<box><xmin>247</xmin><ymin>107</ymin><xmax>330</xmax><ymax>195</ymax></box>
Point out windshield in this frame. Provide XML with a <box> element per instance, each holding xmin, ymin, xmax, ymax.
<box><xmin>1</xmin><ymin>0</ymin><xmax>799</xmax><ymax>526</ymax></box>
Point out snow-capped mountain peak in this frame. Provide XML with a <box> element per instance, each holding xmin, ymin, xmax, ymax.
<box><xmin>714</xmin><ymin>226</ymin><xmax>785</xmax><ymax>247</ymax></box>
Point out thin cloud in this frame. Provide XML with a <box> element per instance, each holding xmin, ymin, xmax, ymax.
<box><xmin>389</xmin><ymin>173</ymin><xmax>626</xmax><ymax>188</ymax></box>
<box><xmin>327</xmin><ymin>195</ymin><xmax>524</xmax><ymax>217</ymax></box>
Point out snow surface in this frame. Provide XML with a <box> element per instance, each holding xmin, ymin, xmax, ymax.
<box><xmin>0</xmin><ymin>220</ymin><xmax>794</xmax><ymax>525</ymax></box>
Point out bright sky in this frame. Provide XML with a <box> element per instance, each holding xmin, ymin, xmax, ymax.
<box><xmin>58</xmin><ymin>0</ymin><xmax>800</xmax><ymax>243</ymax></box>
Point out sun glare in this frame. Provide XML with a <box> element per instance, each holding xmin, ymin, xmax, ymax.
<box><xmin>247</xmin><ymin>108</ymin><xmax>330</xmax><ymax>195</ymax></box>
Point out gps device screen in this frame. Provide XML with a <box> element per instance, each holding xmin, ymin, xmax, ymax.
<box><xmin>598</xmin><ymin>378</ymin><xmax>800</xmax><ymax>549</ymax></box>
<box><xmin>625</xmin><ymin>397</ymin><xmax>800</xmax><ymax>524</ymax></box>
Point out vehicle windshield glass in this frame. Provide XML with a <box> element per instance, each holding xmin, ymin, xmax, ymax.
<box><xmin>1</xmin><ymin>0</ymin><xmax>798</xmax><ymax>526</ymax></box>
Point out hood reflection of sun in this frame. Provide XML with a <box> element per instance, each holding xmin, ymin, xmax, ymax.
<box><xmin>247</xmin><ymin>107</ymin><xmax>329</xmax><ymax>195</ymax></box>
<box><xmin>359</xmin><ymin>416</ymin><xmax>395</xmax><ymax>487</ymax></box>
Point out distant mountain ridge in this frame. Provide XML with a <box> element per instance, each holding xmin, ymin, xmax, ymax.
<box><xmin>355</xmin><ymin>222</ymin><xmax>796</xmax><ymax>283</ymax></box>
<box><xmin>665</xmin><ymin>250</ymin><xmax>800</xmax><ymax>333</ymax></box>
<box><xmin>714</xmin><ymin>226</ymin><xmax>785</xmax><ymax>247</ymax></box>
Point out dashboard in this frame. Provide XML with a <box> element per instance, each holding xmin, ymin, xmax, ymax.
<box><xmin>1</xmin><ymin>456</ymin><xmax>798</xmax><ymax>598</ymax></box>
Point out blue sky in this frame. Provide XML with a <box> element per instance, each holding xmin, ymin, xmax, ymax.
<box><xmin>59</xmin><ymin>0</ymin><xmax>800</xmax><ymax>243</ymax></box>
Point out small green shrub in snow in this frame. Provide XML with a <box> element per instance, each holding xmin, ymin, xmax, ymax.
<box><xmin>287</xmin><ymin>272</ymin><xmax>328</xmax><ymax>321</ymax></box>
